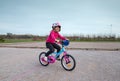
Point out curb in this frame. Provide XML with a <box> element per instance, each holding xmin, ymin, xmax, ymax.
<box><xmin>0</xmin><ymin>46</ymin><xmax>120</xmax><ymax>51</ymax></box>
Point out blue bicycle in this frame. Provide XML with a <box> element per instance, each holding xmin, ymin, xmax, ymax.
<box><xmin>39</xmin><ymin>40</ymin><xmax>76</xmax><ymax>71</ymax></box>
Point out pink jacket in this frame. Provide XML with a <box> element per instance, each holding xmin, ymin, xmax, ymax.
<box><xmin>46</xmin><ymin>30</ymin><xmax>66</xmax><ymax>43</ymax></box>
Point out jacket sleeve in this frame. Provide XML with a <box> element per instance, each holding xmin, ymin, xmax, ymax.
<box><xmin>58</xmin><ymin>33</ymin><xmax>66</xmax><ymax>40</ymax></box>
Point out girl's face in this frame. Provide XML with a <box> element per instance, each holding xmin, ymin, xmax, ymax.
<box><xmin>54</xmin><ymin>26</ymin><xmax>60</xmax><ymax>32</ymax></box>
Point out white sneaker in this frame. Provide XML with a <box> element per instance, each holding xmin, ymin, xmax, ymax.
<box><xmin>44</xmin><ymin>56</ymin><xmax>48</xmax><ymax>62</ymax></box>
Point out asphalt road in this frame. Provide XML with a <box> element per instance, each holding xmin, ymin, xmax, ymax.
<box><xmin>0</xmin><ymin>42</ymin><xmax>120</xmax><ymax>51</ymax></box>
<box><xmin>0</xmin><ymin>48</ymin><xmax>120</xmax><ymax>81</ymax></box>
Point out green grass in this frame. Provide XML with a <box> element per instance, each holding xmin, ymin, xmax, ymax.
<box><xmin>71</xmin><ymin>39</ymin><xmax>120</xmax><ymax>42</ymax></box>
<box><xmin>0</xmin><ymin>38</ymin><xmax>120</xmax><ymax>43</ymax></box>
<box><xmin>2</xmin><ymin>39</ymin><xmax>39</xmax><ymax>43</ymax></box>
<box><xmin>73</xmin><ymin>40</ymin><xmax>120</xmax><ymax>42</ymax></box>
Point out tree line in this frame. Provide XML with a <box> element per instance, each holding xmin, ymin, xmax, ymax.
<box><xmin>0</xmin><ymin>33</ymin><xmax>120</xmax><ymax>42</ymax></box>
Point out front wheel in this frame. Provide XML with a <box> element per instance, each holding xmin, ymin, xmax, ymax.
<box><xmin>39</xmin><ymin>52</ymin><xmax>49</xmax><ymax>66</ymax></box>
<box><xmin>61</xmin><ymin>54</ymin><xmax>76</xmax><ymax>71</ymax></box>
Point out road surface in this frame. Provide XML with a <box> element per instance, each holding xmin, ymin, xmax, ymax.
<box><xmin>0</xmin><ymin>42</ymin><xmax>120</xmax><ymax>51</ymax></box>
<box><xmin>0</xmin><ymin>48</ymin><xmax>120</xmax><ymax>81</ymax></box>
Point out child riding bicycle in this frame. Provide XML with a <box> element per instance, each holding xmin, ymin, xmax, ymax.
<box><xmin>44</xmin><ymin>22</ymin><xmax>68</xmax><ymax>61</ymax></box>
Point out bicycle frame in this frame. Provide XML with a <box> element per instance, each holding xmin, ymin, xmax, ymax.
<box><xmin>47</xmin><ymin>45</ymin><xmax>69</xmax><ymax>64</ymax></box>
<box><xmin>53</xmin><ymin>46</ymin><xmax>67</xmax><ymax>59</ymax></box>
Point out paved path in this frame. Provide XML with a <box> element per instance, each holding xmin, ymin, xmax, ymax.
<box><xmin>0</xmin><ymin>42</ymin><xmax>120</xmax><ymax>51</ymax></box>
<box><xmin>0</xmin><ymin>48</ymin><xmax>120</xmax><ymax>81</ymax></box>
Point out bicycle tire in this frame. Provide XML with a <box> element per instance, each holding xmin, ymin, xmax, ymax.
<box><xmin>39</xmin><ymin>52</ymin><xmax>49</xmax><ymax>66</ymax></box>
<box><xmin>61</xmin><ymin>54</ymin><xmax>76</xmax><ymax>71</ymax></box>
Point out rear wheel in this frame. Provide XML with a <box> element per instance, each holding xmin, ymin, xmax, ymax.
<box><xmin>39</xmin><ymin>52</ymin><xmax>49</xmax><ymax>66</ymax></box>
<box><xmin>61</xmin><ymin>54</ymin><xmax>76</xmax><ymax>71</ymax></box>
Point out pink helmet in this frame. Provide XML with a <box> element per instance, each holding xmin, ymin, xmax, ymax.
<box><xmin>52</xmin><ymin>22</ymin><xmax>61</xmax><ymax>29</ymax></box>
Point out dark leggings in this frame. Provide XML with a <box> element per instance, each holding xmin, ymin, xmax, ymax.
<box><xmin>45</xmin><ymin>42</ymin><xmax>61</xmax><ymax>57</ymax></box>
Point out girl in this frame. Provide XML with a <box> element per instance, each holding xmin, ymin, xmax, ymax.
<box><xmin>44</xmin><ymin>22</ymin><xmax>67</xmax><ymax>61</ymax></box>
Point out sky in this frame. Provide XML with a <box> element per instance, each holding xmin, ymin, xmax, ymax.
<box><xmin>0</xmin><ymin>0</ymin><xmax>120</xmax><ymax>36</ymax></box>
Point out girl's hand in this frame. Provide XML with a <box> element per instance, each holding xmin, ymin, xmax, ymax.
<box><xmin>55</xmin><ymin>39</ymin><xmax>60</xmax><ymax>42</ymax></box>
<box><xmin>66</xmin><ymin>38</ymin><xmax>69</xmax><ymax>40</ymax></box>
